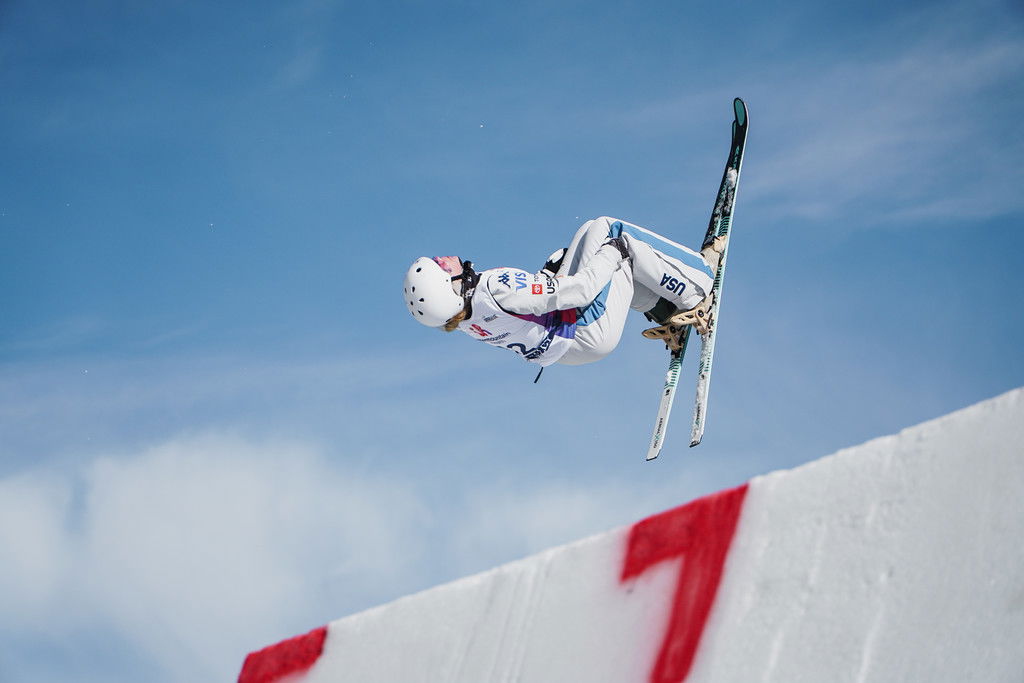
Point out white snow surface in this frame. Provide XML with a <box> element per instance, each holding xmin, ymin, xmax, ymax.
<box><xmin>242</xmin><ymin>388</ymin><xmax>1024</xmax><ymax>683</ymax></box>
<box><xmin>693</xmin><ymin>388</ymin><xmax>1024</xmax><ymax>683</ymax></box>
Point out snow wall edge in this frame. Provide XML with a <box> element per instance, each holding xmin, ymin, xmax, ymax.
<box><xmin>239</xmin><ymin>387</ymin><xmax>1024</xmax><ymax>683</ymax></box>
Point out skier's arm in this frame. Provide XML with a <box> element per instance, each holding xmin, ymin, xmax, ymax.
<box><xmin>489</xmin><ymin>243</ymin><xmax>625</xmax><ymax>315</ymax></box>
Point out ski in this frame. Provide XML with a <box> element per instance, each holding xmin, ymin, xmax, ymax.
<box><xmin>690</xmin><ymin>98</ymin><xmax>749</xmax><ymax>447</ymax></box>
<box><xmin>646</xmin><ymin>98</ymin><xmax>748</xmax><ymax>459</ymax></box>
<box><xmin>646</xmin><ymin>329</ymin><xmax>690</xmax><ymax>460</ymax></box>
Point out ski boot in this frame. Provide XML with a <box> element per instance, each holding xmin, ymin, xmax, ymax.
<box><xmin>640</xmin><ymin>234</ymin><xmax>726</xmax><ymax>349</ymax></box>
<box><xmin>642</xmin><ymin>293</ymin><xmax>714</xmax><ymax>349</ymax></box>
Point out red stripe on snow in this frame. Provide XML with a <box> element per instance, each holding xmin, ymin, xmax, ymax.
<box><xmin>238</xmin><ymin>625</ymin><xmax>328</xmax><ymax>683</ymax></box>
<box><xmin>621</xmin><ymin>483</ymin><xmax>748</xmax><ymax>683</ymax></box>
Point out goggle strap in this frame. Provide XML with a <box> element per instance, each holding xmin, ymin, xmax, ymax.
<box><xmin>456</xmin><ymin>260</ymin><xmax>479</xmax><ymax>303</ymax></box>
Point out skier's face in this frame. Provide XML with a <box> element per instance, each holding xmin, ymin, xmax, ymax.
<box><xmin>432</xmin><ymin>256</ymin><xmax>463</xmax><ymax>293</ymax></box>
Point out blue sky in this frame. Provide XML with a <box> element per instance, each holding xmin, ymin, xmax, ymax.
<box><xmin>2</xmin><ymin>0</ymin><xmax>1022</xmax><ymax>680</ymax></box>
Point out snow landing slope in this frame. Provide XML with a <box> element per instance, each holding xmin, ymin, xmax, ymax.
<box><xmin>239</xmin><ymin>388</ymin><xmax>1024</xmax><ymax>683</ymax></box>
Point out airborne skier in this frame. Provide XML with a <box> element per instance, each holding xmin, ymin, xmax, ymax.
<box><xmin>402</xmin><ymin>216</ymin><xmax>724</xmax><ymax>367</ymax></box>
<box><xmin>404</xmin><ymin>98</ymin><xmax>747</xmax><ymax>455</ymax></box>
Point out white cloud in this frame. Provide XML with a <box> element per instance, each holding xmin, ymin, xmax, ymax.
<box><xmin>0</xmin><ymin>472</ymin><xmax>73</xmax><ymax>625</ymax></box>
<box><xmin>0</xmin><ymin>433</ymin><xmax>431</xmax><ymax>682</ymax></box>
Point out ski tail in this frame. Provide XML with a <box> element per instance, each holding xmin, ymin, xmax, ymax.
<box><xmin>646</xmin><ymin>331</ymin><xmax>690</xmax><ymax>460</ymax></box>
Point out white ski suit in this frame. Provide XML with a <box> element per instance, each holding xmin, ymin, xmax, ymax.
<box><xmin>456</xmin><ymin>217</ymin><xmax>714</xmax><ymax>366</ymax></box>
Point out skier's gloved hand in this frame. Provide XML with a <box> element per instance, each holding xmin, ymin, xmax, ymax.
<box><xmin>541</xmin><ymin>247</ymin><xmax>567</xmax><ymax>277</ymax></box>
<box><xmin>602</xmin><ymin>236</ymin><xmax>630</xmax><ymax>261</ymax></box>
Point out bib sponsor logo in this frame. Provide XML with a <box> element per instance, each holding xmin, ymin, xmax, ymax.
<box><xmin>514</xmin><ymin>272</ymin><xmax>528</xmax><ymax>290</ymax></box>
<box><xmin>469</xmin><ymin>324</ymin><xmax>492</xmax><ymax>337</ymax></box>
<box><xmin>535</xmin><ymin>274</ymin><xmax>556</xmax><ymax>294</ymax></box>
<box><xmin>506</xmin><ymin>334</ymin><xmax>554</xmax><ymax>360</ymax></box>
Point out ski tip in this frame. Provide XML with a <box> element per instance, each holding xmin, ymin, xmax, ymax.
<box><xmin>689</xmin><ymin>438</ymin><xmax>702</xmax><ymax>448</ymax></box>
<box><xmin>733</xmin><ymin>98</ymin><xmax>747</xmax><ymax>127</ymax></box>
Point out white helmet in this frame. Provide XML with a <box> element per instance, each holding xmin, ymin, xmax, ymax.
<box><xmin>403</xmin><ymin>257</ymin><xmax>465</xmax><ymax>327</ymax></box>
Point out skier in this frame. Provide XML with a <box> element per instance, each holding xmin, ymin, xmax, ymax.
<box><xmin>402</xmin><ymin>216</ymin><xmax>724</xmax><ymax>367</ymax></box>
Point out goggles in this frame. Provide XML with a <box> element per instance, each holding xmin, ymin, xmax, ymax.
<box><xmin>433</xmin><ymin>256</ymin><xmax>475</xmax><ymax>294</ymax></box>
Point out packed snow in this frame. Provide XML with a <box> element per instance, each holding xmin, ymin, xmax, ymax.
<box><xmin>240</xmin><ymin>388</ymin><xmax>1024</xmax><ymax>683</ymax></box>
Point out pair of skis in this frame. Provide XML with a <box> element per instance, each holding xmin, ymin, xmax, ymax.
<box><xmin>646</xmin><ymin>98</ymin><xmax>749</xmax><ymax>461</ymax></box>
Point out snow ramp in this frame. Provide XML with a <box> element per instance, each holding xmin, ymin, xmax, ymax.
<box><xmin>238</xmin><ymin>388</ymin><xmax>1024</xmax><ymax>683</ymax></box>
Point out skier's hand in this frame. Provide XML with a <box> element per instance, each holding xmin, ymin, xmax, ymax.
<box><xmin>541</xmin><ymin>247</ymin><xmax>567</xmax><ymax>277</ymax></box>
<box><xmin>602</xmin><ymin>236</ymin><xmax>630</xmax><ymax>261</ymax></box>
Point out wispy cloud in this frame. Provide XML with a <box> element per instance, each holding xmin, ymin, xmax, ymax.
<box><xmin>268</xmin><ymin>0</ymin><xmax>338</xmax><ymax>89</ymax></box>
<box><xmin>610</xmin><ymin>0</ymin><xmax>1024</xmax><ymax>227</ymax></box>
<box><xmin>0</xmin><ymin>345</ymin><xmax>489</xmax><ymax>466</ymax></box>
<box><xmin>746</xmin><ymin>38</ymin><xmax>1023</xmax><ymax>225</ymax></box>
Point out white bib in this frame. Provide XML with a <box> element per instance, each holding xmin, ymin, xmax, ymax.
<box><xmin>458</xmin><ymin>268</ymin><xmax>578</xmax><ymax>367</ymax></box>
